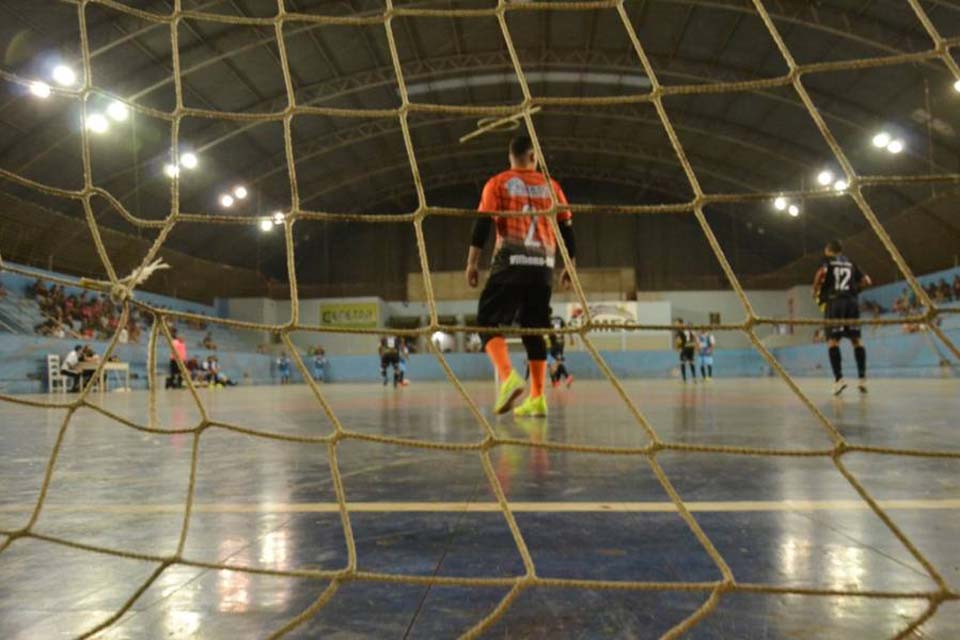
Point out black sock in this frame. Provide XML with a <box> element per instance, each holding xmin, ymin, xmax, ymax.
<box><xmin>689</xmin><ymin>363</ymin><xmax>697</xmax><ymax>379</ymax></box>
<box><xmin>828</xmin><ymin>346</ymin><xmax>843</xmax><ymax>381</ymax></box>
<box><xmin>681</xmin><ymin>364</ymin><xmax>687</xmax><ymax>381</ymax></box>
<box><xmin>708</xmin><ymin>365</ymin><xmax>713</xmax><ymax>378</ymax></box>
<box><xmin>700</xmin><ymin>366</ymin><xmax>706</xmax><ymax>378</ymax></box>
<box><xmin>854</xmin><ymin>346</ymin><xmax>866</xmax><ymax>379</ymax></box>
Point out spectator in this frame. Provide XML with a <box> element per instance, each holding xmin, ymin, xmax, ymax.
<box><xmin>0</xmin><ymin>281</ymin><xmax>6</xmax><ymax>300</ymax></box>
<box><xmin>954</xmin><ymin>274</ymin><xmax>960</xmax><ymax>301</ymax></box>
<box><xmin>166</xmin><ymin>329</ymin><xmax>187</xmax><ymax>389</ymax></box>
<box><xmin>60</xmin><ymin>344</ymin><xmax>84</xmax><ymax>392</ymax></box>
<box><xmin>207</xmin><ymin>356</ymin><xmax>236</xmax><ymax>386</ymax></box>
<box><xmin>937</xmin><ymin>279</ymin><xmax>951</xmax><ymax>303</ymax></box>
<box><xmin>201</xmin><ymin>332</ymin><xmax>217</xmax><ymax>350</ymax></box>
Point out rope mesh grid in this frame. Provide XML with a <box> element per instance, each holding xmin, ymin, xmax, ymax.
<box><xmin>0</xmin><ymin>0</ymin><xmax>959</xmax><ymax>637</ymax></box>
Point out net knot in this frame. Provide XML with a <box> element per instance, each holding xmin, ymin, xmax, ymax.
<box><xmin>111</xmin><ymin>259</ymin><xmax>170</xmax><ymax>303</ymax></box>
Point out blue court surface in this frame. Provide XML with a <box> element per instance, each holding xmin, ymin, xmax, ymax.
<box><xmin>0</xmin><ymin>378</ymin><xmax>957</xmax><ymax>639</ymax></box>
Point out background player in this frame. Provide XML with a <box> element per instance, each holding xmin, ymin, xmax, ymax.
<box><xmin>379</xmin><ymin>335</ymin><xmax>401</xmax><ymax>387</ymax></box>
<box><xmin>548</xmin><ymin>310</ymin><xmax>573</xmax><ymax>388</ymax></box>
<box><xmin>813</xmin><ymin>239</ymin><xmax>872</xmax><ymax>395</ymax></box>
<box><xmin>698</xmin><ymin>330</ymin><xmax>715</xmax><ymax>381</ymax></box>
<box><xmin>276</xmin><ymin>351</ymin><xmax>292</xmax><ymax>385</ymax></box>
<box><xmin>465</xmin><ymin>135</ymin><xmax>575</xmax><ymax>417</ymax></box>
<box><xmin>674</xmin><ymin>319</ymin><xmax>697</xmax><ymax>382</ymax></box>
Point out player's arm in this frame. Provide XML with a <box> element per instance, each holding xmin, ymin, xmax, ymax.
<box><xmin>812</xmin><ymin>266</ymin><xmax>826</xmax><ymax>302</ymax></box>
<box><xmin>466</xmin><ymin>180</ymin><xmax>497</xmax><ymax>288</ymax></box>
<box><xmin>553</xmin><ymin>181</ymin><xmax>576</xmax><ymax>290</ymax></box>
<box><xmin>856</xmin><ymin>265</ymin><xmax>872</xmax><ymax>289</ymax></box>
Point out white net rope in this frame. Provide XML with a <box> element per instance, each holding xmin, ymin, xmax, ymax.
<box><xmin>0</xmin><ymin>1</ymin><xmax>959</xmax><ymax>638</ymax></box>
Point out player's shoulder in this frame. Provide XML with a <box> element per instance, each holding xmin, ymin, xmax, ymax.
<box><xmin>487</xmin><ymin>169</ymin><xmax>519</xmax><ymax>186</ymax></box>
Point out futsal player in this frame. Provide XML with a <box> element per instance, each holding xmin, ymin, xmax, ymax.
<box><xmin>548</xmin><ymin>311</ymin><xmax>573</xmax><ymax>388</ymax></box>
<box><xmin>379</xmin><ymin>335</ymin><xmax>401</xmax><ymax>387</ymax></box>
<box><xmin>698</xmin><ymin>330</ymin><xmax>715</xmax><ymax>381</ymax></box>
<box><xmin>675</xmin><ymin>319</ymin><xmax>697</xmax><ymax>382</ymax></box>
<box><xmin>813</xmin><ymin>239</ymin><xmax>871</xmax><ymax>395</ymax></box>
<box><xmin>276</xmin><ymin>351</ymin><xmax>292</xmax><ymax>385</ymax></box>
<box><xmin>465</xmin><ymin>135</ymin><xmax>575</xmax><ymax>417</ymax></box>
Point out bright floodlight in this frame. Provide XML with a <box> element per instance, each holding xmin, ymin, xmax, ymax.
<box><xmin>52</xmin><ymin>64</ymin><xmax>76</xmax><ymax>87</ymax></box>
<box><xmin>219</xmin><ymin>194</ymin><xmax>235</xmax><ymax>208</ymax></box>
<box><xmin>259</xmin><ymin>218</ymin><xmax>274</xmax><ymax>232</ymax></box>
<box><xmin>816</xmin><ymin>170</ymin><xmax>834</xmax><ymax>186</ymax></box>
<box><xmin>163</xmin><ymin>163</ymin><xmax>179</xmax><ymax>178</ymax></box>
<box><xmin>29</xmin><ymin>81</ymin><xmax>51</xmax><ymax>98</ymax></box>
<box><xmin>773</xmin><ymin>196</ymin><xmax>787</xmax><ymax>211</ymax></box>
<box><xmin>106</xmin><ymin>100</ymin><xmax>128</xmax><ymax>122</ymax></box>
<box><xmin>233</xmin><ymin>185</ymin><xmax>248</xmax><ymax>199</ymax></box>
<box><xmin>272</xmin><ymin>211</ymin><xmax>285</xmax><ymax>225</ymax></box>
<box><xmin>872</xmin><ymin>131</ymin><xmax>891</xmax><ymax>148</ymax></box>
<box><xmin>954</xmin><ymin>79</ymin><xmax>960</xmax><ymax>93</ymax></box>
<box><xmin>833</xmin><ymin>179</ymin><xmax>848</xmax><ymax>192</ymax></box>
<box><xmin>180</xmin><ymin>152</ymin><xmax>198</xmax><ymax>169</ymax></box>
<box><xmin>86</xmin><ymin>113</ymin><xmax>109</xmax><ymax>134</ymax></box>
<box><xmin>788</xmin><ymin>204</ymin><xmax>800</xmax><ymax>217</ymax></box>
<box><xmin>886</xmin><ymin>139</ymin><xmax>904</xmax><ymax>154</ymax></box>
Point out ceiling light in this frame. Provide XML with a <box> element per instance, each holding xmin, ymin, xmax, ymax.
<box><xmin>106</xmin><ymin>100</ymin><xmax>128</xmax><ymax>122</ymax></box>
<box><xmin>259</xmin><ymin>218</ymin><xmax>274</xmax><ymax>232</ymax></box>
<box><xmin>773</xmin><ymin>196</ymin><xmax>787</xmax><ymax>211</ymax></box>
<box><xmin>219</xmin><ymin>194</ymin><xmax>234</xmax><ymax>208</ymax></box>
<box><xmin>788</xmin><ymin>204</ymin><xmax>800</xmax><ymax>217</ymax></box>
<box><xmin>29</xmin><ymin>81</ymin><xmax>51</xmax><ymax>98</ymax></box>
<box><xmin>163</xmin><ymin>163</ymin><xmax>180</xmax><ymax>178</ymax></box>
<box><xmin>233</xmin><ymin>185</ymin><xmax>248</xmax><ymax>199</ymax></box>
<box><xmin>872</xmin><ymin>131</ymin><xmax>891</xmax><ymax>148</ymax></box>
<box><xmin>816</xmin><ymin>170</ymin><xmax>834</xmax><ymax>186</ymax></box>
<box><xmin>886</xmin><ymin>139</ymin><xmax>904</xmax><ymax>154</ymax></box>
<box><xmin>272</xmin><ymin>211</ymin><xmax>285</xmax><ymax>225</ymax></box>
<box><xmin>86</xmin><ymin>113</ymin><xmax>109</xmax><ymax>134</ymax></box>
<box><xmin>52</xmin><ymin>64</ymin><xmax>76</xmax><ymax>87</ymax></box>
<box><xmin>833</xmin><ymin>179</ymin><xmax>848</xmax><ymax>192</ymax></box>
<box><xmin>180</xmin><ymin>152</ymin><xmax>198</xmax><ymax>169</ymax></box>
<box><xmin>954</xmin><ymin>79</ymin><xmax>960</xmax><ymax>93</ymax></box>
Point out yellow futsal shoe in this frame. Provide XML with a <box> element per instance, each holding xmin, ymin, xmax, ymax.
<box><xmin>513</xmin><ymin>395</ymin><xmax>547</xmax><ymax>418</ymax></box>
<box><xmin>494</xmin><ymin>370</ymin><xmax>526</xmax><ymax>415</ymax></box>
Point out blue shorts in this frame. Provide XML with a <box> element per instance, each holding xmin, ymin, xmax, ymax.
<box><xmin>699</xmin><ymin>354</ymin><xmax>713</xmax><ymax>366</ymax></box>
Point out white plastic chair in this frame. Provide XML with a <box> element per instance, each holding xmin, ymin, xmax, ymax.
<box><xmin>47</xmin><ymin>354</ymin><xmax>67</xmax><ymax>394</ymax></box>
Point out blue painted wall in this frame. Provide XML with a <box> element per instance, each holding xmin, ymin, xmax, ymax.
<box><xmin>3</xmin><ymin>327</ymin><xmax>956</xmax><ymax>394</ymax></box>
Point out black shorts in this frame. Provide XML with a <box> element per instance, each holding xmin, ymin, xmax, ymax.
<box><xmin>381</xmin><ymin>353</ymin><xmax>400</xmax><ymax>368</ymax></box>
<box><xmin>549</xmin><ymin>346</ymin><xmax>564</xmax><ymax>361</ymax></box>
<box><xmin>477</xmin><ymin>276</ymin><xmax>551</xmax><ymax>339</ymax></box>
<box><xmin>680</xmin><ymin>347</ymin><xmax>695</xmax><ymax>362</ymax></box>
<box><xmin>824</xmin><ymin>297</ymin><xmax>861</xmax><ymax>340</ymax></box>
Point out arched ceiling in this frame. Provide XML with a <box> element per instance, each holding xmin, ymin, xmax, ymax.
<box><xmin>1</xmin><ymin>0</ymin><xmax>959</xmax><ymax>287</ymax></box>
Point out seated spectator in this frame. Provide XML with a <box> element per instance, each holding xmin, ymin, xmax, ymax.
<box><xmin>201</xmin><ymin>332</ymin><xmax>217</xmax><ymax>350</ymax></box>
<box><xmin>206</xmin><ymin>356</ymin><xmax>236</xmax><ymax>386</ymax></box>
<box><xmin>937</xmin><ymin>278</ymin><xmax>951</xmax><ymax>303</ymax></box>
<box><xmin>954</xmin><ymin>274</ymin><xmax>960</xmax><ymax>301</ymax></box>
<box><xmin>0</xmin><ymin>281</ymin><xmax>6</xmax><ymax>300</ymax></box>
<box><xmin>60</xmin><ymin>345</ymin><xmax>84</xmax><ymax>392</ymax></box>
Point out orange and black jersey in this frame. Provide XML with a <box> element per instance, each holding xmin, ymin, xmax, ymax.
<box><xmin>471</xmin><ymin>168</ymin><xmax>574</xmax><ymax>285</ymax></box>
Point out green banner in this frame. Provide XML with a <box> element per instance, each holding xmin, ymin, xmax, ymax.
<box><xmin>319</xmin><ymin>301</ymin><xmax>378</xmax><ymax>327</ymax></box>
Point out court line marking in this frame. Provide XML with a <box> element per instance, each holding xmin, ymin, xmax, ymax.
<box><xmin>1</xmin><ymin>499</ymin><xmax>958</xmax><ymax>514</ymax></box>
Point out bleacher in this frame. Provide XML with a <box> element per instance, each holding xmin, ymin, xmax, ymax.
<box><xmin>0</xmin><ymin>264</ymin><xmax>260</xmax><ymax>353</ymax></box>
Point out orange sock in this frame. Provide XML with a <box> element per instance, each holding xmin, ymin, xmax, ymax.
<box><xmin>485</xmin><ymin>337</ymin><xmax>513</xmax><ymax>382</ymax></box>
<box><xmin>529</xmin><ymin>360</ymin><xmax>547</xmax><ymax>398</ymax></box>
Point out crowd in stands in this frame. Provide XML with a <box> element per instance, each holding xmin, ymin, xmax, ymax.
<box><xmin>29</xmin><ymin>279</ymin><xmax>145</xmax><ymax>342</ymax></box>
<box><xmin>891</xmin><ymin>275</ymin><xmax>960</xmax><ymax>313</ymax></box>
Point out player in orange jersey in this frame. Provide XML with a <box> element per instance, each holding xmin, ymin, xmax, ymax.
<box><xmin>465</xmin><ymin>135</ymin><xmax>576</xmax><ymax>417</ymax></box>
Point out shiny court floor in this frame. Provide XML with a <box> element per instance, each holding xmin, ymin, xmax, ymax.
<box><xmin>0</xmin><ymin>378</ymin><xmax>957</xmax><ymax>639</ymax></box>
